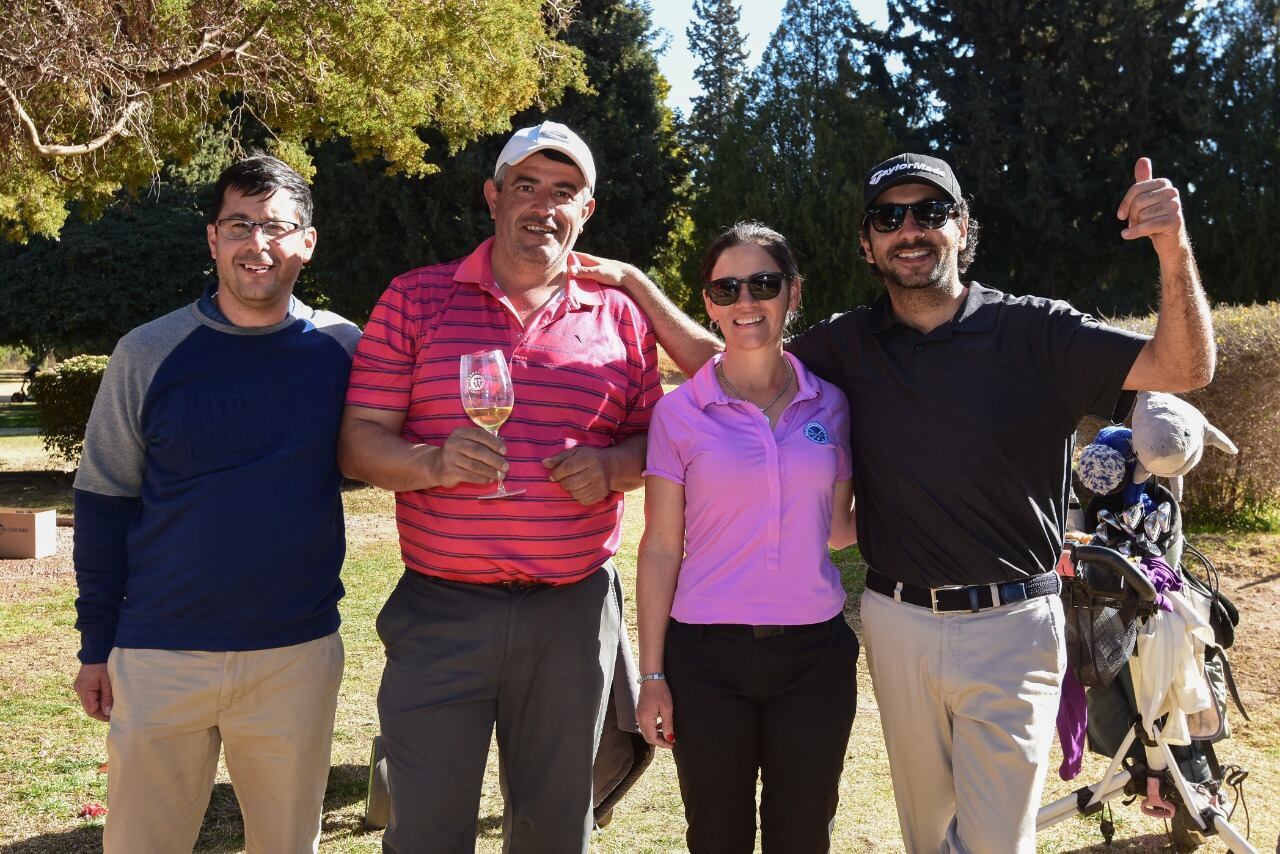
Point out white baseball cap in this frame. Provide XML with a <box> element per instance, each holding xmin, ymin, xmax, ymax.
<box><xmin>493</xmin><ymin>121</ymin><xmax>596</xmax><ymax>192</ymax></box>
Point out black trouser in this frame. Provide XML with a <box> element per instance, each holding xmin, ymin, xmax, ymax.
<box><xmin>376</xmin><ymin>566</ymin><xmax>620</xmax><ymax>854</ymax></box>
<box><xmin>665</xmin><ymin>614</ymin><xmax>859</xmax><ymax>854</ymax></box>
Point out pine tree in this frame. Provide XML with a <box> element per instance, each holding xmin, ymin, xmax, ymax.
<box><xmin>686</xmin><ymin>0</ymin><xmax>750</xmax><ymax>170</ymax></box>
<box><xmin>682</xmin><ymin>0</ymin><xmax>898</xmax><ymax>323</ymax></box>
<box><xmin>870</xmin><ymin>0</ymin><xmax>1214</xmax><ymax>313</ymax></box>
<box><xmin>1193</xmin><ymin>0</ymin><xmax>1280</xmax><ymax>303</ymax></box>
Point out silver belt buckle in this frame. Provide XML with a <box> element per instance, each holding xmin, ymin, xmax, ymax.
<box><xmin>929</xmin><ymin>584</ymin><xmax>967</xmax><ymax>614</ymax></box>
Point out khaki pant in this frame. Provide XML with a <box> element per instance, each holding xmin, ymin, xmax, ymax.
<box><xmin>103</xmin><ymin>632</ymin><xmax>344</xmax><ymax>854</ymax></box>
<box><xmin>861</xmin><ymin>589</ymin><xmax>1065</xmax><ymax>854</ymax></box>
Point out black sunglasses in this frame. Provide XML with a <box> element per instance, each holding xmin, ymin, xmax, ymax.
<box><xmin>704</xmin><ymin>272</ymin><xmax>788</xmax><ymax>306</ymax></box>
<box><xmin>862</xmin><ymin>200</ymin><xmax>959</xmax><ymax>233</ymax></box>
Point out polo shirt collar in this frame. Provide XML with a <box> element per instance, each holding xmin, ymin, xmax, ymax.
<box><xmin>453</xmin><ymin>237</ymin><xmax>603</xmax><ymax>311</ymax></box>
<box><xmin>863</xmin><ymin>280</ymin><xmax>1000</xmax><ymax>336</ymax></box>
<box><xmin>863</xmin><ymin>293</ymin><xmax>897</xmax><ymax>334</ymax></box>
<box><xmin>564</xmin><ymin>255</ymin><xmax>605</xmax><ymax>309</ymax></box>
<box><xmin>951</xmin><ymin>281</ymin><xmax>1001</xmax><ymax>331</ymax></box>
<box><xmin>691</xmin><ymin>351</ymin><xmax>819</xmax><ymax>411</ymax></box>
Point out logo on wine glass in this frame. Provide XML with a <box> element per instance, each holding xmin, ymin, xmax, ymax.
<box><xmin>467</xmin><ymin>373</ymin><xmax>486</xmax><ymax>393</ymax></box>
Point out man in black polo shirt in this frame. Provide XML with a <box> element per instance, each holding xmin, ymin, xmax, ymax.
<box><xmin>786</xmin><ymin>152</ymin><xmax>1213</xmax><ymax>852</ymax></box>
<box><xmin>576</xmin><ymin>152</ymin><xmax>1214</xmax><ymax>852</ymax></box>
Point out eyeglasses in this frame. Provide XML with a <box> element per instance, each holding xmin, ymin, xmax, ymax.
<box><xmin>704</xmin><ymin>272</ymin><xmax>788</xmax><ymax>306</ymax></box>
<box><xmin>862</xmin><ymin>201</ymin><xmax>958</xmax><ymax>233</ymax></box>
<box><xmin>214</xmin><ymin>218</ymin><xmax>304</xmax><ymax>240</ymax></box>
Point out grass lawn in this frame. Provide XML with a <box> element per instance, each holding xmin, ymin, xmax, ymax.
<box><xmin>0</xmin><ymin>401</ymin><xmax>40</xmax><ymax>430</ymax></box>
<box><xmin>0</xmin><ymin>435</ymin><xmax>76</xmax><ymax>514</ymax></box>
<box><xmin>1</xmin><ymin>441</ymin><xmax>1277</xmax><ymax>852</ymax></box>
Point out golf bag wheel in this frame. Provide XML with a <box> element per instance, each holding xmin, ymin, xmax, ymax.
<box><xmin>364</xmin><ymin>735</ymin><xmax>390</xmax><ymax>830</ymax></box>
<box><xmin>1171</xmin><ymin>808</ymin><xmax>1207</xmax><ymax>852</ymax></box>
<box><xmin>9</xmin><ymin>392</ymin><xmax>25</xmax><ymax>403</ymax></box>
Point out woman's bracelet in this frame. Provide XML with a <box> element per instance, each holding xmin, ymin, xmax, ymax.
<box><xmin>638</xmin><ymin>672</ymin><xmax>666</xmax><ymax>684</ymax></box>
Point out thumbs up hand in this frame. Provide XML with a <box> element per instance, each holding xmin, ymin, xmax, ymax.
<box><xmin>1116</xmin><ymin>157</ymin><xmax>1188</xmax><ymax>256</ymax></box>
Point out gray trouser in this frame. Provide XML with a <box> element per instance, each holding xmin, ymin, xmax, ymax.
<box><xmin>377</xmin><ymin>564</ymin><xmax>621</xmax><ymax>854</ymax></box>
<box><xmin>860</xmin><ymin>587</ymin><xmax>1066</xmax><ymax>854</ymax></box>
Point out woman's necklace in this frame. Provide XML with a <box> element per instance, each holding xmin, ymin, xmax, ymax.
<box><xmin>717</xmin><ymin>358</ymin><xmax>794</xmax><ymax>413</ymax></box>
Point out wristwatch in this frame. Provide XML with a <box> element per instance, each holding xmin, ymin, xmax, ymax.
<box><xmin>638</xmin><ymin>672</ymin><xmax>666</xmax><ymax>684</ymax></box>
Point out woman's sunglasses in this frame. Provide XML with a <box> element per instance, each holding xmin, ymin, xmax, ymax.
<box><xmin>704</xmin><ymin>272</ymin><xmax>788</xmax><ymax>306</ymax></box>
<box><xmin>862</xmin><ymin>200</ymin><xmax>959</xmax><ymax>233</ymax></box>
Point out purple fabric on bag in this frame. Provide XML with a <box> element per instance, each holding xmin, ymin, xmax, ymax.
<box><xmin>1057</xmin><ymin>665</ymin><xmax>1088</xmax><ymax>780</ymax></box>
<box><xmin>1057</xmin><ymin>555</ymin><xmax>1181</xmax><ymax>780</ymax></box>
<box><xmin>1142</xmin><ymin>555</ymin><xmax>1181</xmax><ymax>612</ymax></box>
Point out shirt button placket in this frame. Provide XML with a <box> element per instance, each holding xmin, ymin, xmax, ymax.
<box><xmin>764</xmin><ymin>414</ymin><xmax>782</xmax><ymax>573</ymax></box>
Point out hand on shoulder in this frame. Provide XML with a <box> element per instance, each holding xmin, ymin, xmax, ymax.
<box><xmin>570</xmin><ymin>253</ymin><xmax>642</xmax><ymax>292</ymax></box>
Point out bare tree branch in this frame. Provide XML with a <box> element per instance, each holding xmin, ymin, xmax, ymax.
<box><xmin>141</xmin><ymin>18</ymin><xmax>267</xmax><ymax>89</ymax></box>
<box><xmin>1</xmin><ymin>74</ymin><xmax>145</xmax><ymax>157</ymax></box>
<box><xmin>1</xmin><ymin>17</ymin><xmax>268</xmax><ymax>158</ymax></box>
<box><xmin>42</xmin><ymin>0</ymin><xmax>72</xmax><ymax>30</ymax></box>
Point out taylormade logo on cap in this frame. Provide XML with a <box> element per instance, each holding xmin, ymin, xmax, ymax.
<box><xmin>862</xmin><ymin>153</ymin><xmax>961</xmax><ymax>206</ymax></box>
<box><xmin>868</xmin><ymin>160</ymin><xmax>948</xmax><ymax>186</ymax></box>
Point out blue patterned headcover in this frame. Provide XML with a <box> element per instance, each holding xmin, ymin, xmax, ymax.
<box><xmin>1078</xmin><ymin>426</ymin><xmax>1133</xmax><ymax>496</ymax></box>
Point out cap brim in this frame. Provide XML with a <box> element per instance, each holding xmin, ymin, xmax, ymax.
<box><xmin>503</xmin><ymin>144</ymin><xmax>594</xmax><ymax>190</ymax></box>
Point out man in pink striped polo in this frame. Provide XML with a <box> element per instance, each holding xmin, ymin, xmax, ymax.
<box><xmin>338</xmin><ymin>121</ymin><xmax>661</xmax><ymax>853</ymax></box>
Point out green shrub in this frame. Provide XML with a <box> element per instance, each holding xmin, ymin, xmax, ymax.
<box><xmin>0</xmin><ymin>345</ymin><xmax>34</xmax><ymax>372</ymax></box>
<box><xmin>1113</xmin><ymin>301</ymin><xmax>1280</xmax><ymax>520</ymax></box>
<box><xmin>28</xmin><ymin>355</ymin><xmax>109</xmax><ymax>464</ymax></box>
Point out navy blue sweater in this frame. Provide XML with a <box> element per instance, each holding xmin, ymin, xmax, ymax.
<box><xmin>73</xmin><ymin>294</ymin><xmax>360</xmax><ymax>663</ymax></box>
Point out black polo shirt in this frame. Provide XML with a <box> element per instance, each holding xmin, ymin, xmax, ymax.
<box><xmin>787</xmin><ymin>282</ymin><xmax>1147</xmax><ymax>588</ymax></box>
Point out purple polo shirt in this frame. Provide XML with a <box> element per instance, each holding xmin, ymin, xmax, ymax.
<box><xmin>644</xmin><ymin>352</ymin><xmax>852</xmax><ymax>625</ymax></box>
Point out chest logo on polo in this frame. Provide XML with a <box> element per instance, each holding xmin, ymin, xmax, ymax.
<box><xmin>803</xmin><ymin>421</ymin><xmax>830</xmax><ymax>445</ymax></box>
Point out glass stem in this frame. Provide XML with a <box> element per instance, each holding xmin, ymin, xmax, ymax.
<box><xmin>488</xmin><ymin>426</ymin><xmax>506</xmax><ymax>494</ymax></box>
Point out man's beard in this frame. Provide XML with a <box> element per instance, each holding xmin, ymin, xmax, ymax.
<box><xmin>876</xmin><ymin>239</ymin><xmax>958</xmax><ymax>292</ymax></box>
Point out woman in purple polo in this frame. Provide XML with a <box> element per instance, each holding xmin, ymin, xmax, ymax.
<box><xmin>636</xmin><ymin>222</ymin><xmax>858</xmax><ymax>853</ymax></box>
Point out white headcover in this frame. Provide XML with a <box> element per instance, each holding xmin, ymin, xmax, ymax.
<box><xmin>1131</xmin><ymin>391</ymin><xmax>1237</xmax><ymax>500</ymax></box>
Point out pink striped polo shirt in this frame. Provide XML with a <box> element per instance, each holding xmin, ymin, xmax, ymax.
<box><xmin>644</xmin><ymin>352</ymin><xmax>852</xmax><ymax>624</ymax></box>
<box><xmin>346</xmin><ymin>238</ymin><xmax>662</xmax><ymax>584</ymax></box>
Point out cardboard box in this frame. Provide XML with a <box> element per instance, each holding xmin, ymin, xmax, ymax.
<box><xmin>0</xmin><ymin>508</ymin><xmax>57</xmax><ymax>559</ymax></box>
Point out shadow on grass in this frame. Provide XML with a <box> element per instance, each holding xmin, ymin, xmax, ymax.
<box><xmin>0</xmin><ymin>471</ymin><xmax>74</xmax><ymax>514</ymax></box>
<box><xmin>1065</xmin><ymin>831</ymin><xmax>1192</xmax><ymax>852</ymax></box>
<box><xmin>0</xmin><ymin>402</ymin><xmax>39</xmax><ymax>430</ymax></box>
<box><xmin>0</xmin><ymin>764</ymin><xmax>372</xmax><ymax>854</ymax></box>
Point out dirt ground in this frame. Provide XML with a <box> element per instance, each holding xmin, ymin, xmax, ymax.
<box><xmin>1185</xmin><ymin>533</ymin><xmax>1280</xmax><ymax>705</ymax></box>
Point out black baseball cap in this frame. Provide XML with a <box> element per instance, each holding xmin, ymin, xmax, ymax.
<box><xmin>862</xmin><ymin>153</ymin><xmax>962</xmax><ymax>206</ymax></box>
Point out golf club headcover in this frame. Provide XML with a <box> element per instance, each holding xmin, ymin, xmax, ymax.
<box><xmin>1078</xmin><ymin>426</ymin><xmax>1134</xmax><ymax>496</ymax></box>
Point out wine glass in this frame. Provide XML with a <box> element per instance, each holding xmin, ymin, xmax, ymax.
<box><xmin>459</xmin><ymin>349</ymin><xmax>524</xmax><ymax>499</ymax></box>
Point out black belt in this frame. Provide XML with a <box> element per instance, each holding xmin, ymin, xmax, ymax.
<box><xmin>416</xmin><ymin>572</ymin><xmax>547</xmax><ymax>590</ymax></box>
<box><xmin>865</xmin><ymin>568</ymin><xmax>1060</xmax><ymax>613</ymax></box>
<box><xmin>491</xmin><ymin>578</ymin><xmax>544</xmax><ymax>590</ymax></box>
<box><xmin>672</xmin><ymin>614</ymin><xmax>844</xmax><ymax>640</ymax></box>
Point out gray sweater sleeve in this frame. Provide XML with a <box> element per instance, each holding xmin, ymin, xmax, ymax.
<box><xmin>300</xmin><ymin>303</ymin><xmax>362</xmax><ymax>357</ymax></box>
<box><xmin>73</xmin><ymin>305</ymin><xmax>201</xmax><ymax>662</ymax></box>
<box><xmin>74</xmin><ymin>306</ymin><xmax>201</xmax><ymax>497</ymax></box>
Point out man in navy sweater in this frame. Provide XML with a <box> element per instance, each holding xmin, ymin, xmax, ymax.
<box><xmin>71</xmin><ymin>155</ymin><xmax>360</xmax><ymax>854</ymax></box>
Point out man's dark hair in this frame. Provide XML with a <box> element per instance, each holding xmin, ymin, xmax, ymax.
<box><xmin>858</xmin><ymin>197</ymin><xmax>980</xmax><ymax>278</ymax></box>
<box><xmin>699</xmin><ymin>221</ymin><xmax>802</xmax><ymax>285</ymax></box>
<box><xmin>208</xmin><ymin>154</ymin><xmax>314</xmax><ymax>226</ymax></box>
